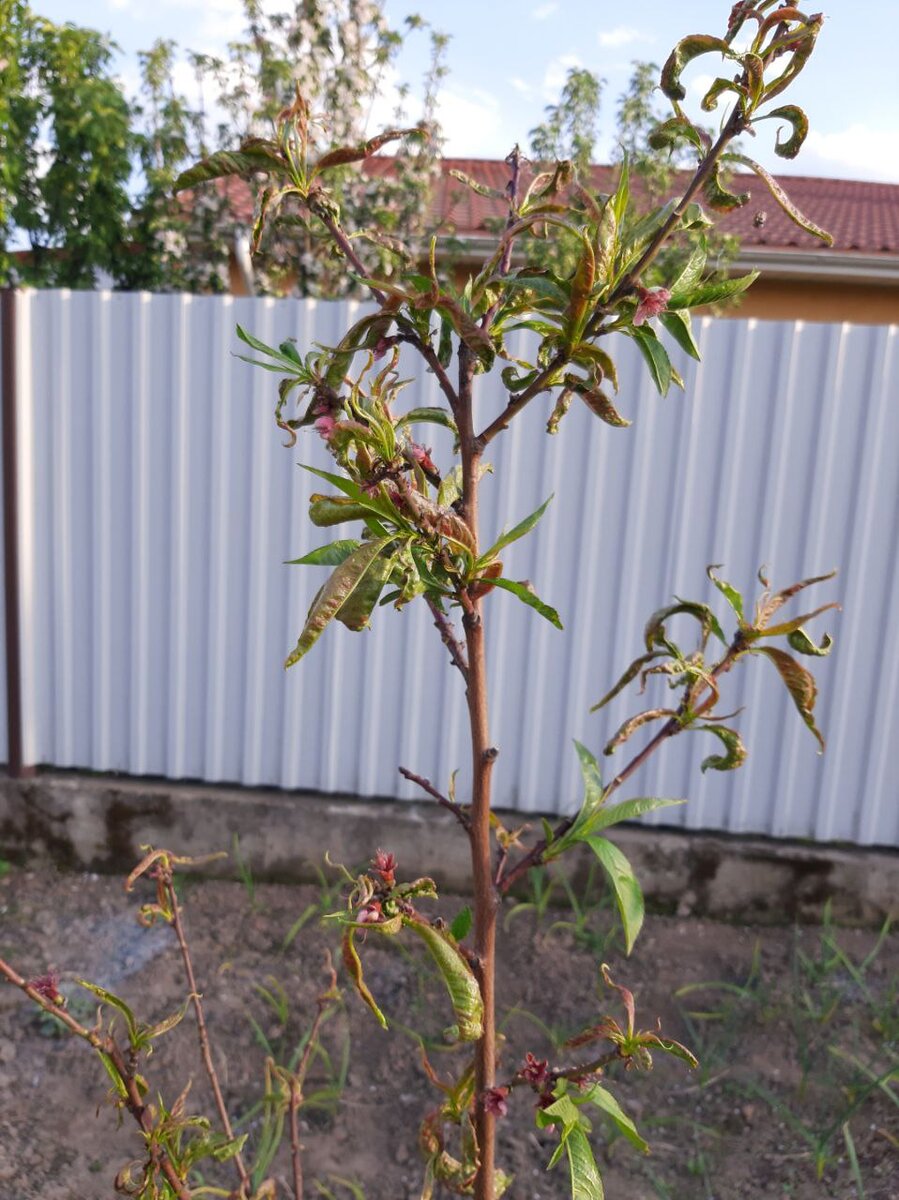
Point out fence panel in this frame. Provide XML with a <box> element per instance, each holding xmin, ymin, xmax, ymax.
<box><xmin>15</xmin><ymin>291</ymin><xmax>898</xmax><ymax>846</ymax></box>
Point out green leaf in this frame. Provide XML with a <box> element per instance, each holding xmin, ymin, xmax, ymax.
<box><xmin>723</xmin><ymin>153</ymin><xmax>833</xmax><ymax>245</ymax></box>
<box><xmin>479</xmin><ymin>495</ymin><xmax>554</xmax><ymax>564</ymax></box>
<box><xmin>488</xmin><ymin>576</ymin><xmax>563</xmax><ymax>630</ymax></box>
<box><xmin>669</xmin><ymin>241</ymin><xmax>708</xmax><ymax>299</ymax></box>
<box><xmin>698</xmin><ymin>724</ymin><xmax>747</xmax><ymax>773</ymax></box>
<box><xmin>539</xmin><ymin>1103</ymin><xmax>604</xmax><ymax>1200</ymax></box>
<box><xmin>397</xmin><ymin>407</ymin><xmax>458</xmax><ymax>437</ymax></box>
<box><xmin>285</xmin><ymin>537</ymin><xmax>396</xmax><ymax>667</ymax></box>
<box><xmin>286</xmin><ymin>539</ymin><xmax>361</xmax><ymax>567</ymax></box>
<box><xmin>630</xmin><ymin>326</ymin><xmax>672</xmax><ymax>396</ymax></box>
<box><xmin>573</xmin><ymin>739</ymin><xmax>603</xmax><ymax>803</ymax></box>
<box><xmin>174</xmin><ymin>142</ymin><xmax>285</xmax><ymax>192</ymax></box>
<box><xmin>581</xmin><ymin>1084</ymin><xmax>649</xmax><ymax>1153</ymax></box>
<box><xmin>405</xmin><ymin>917</ymin><xmax>483</xmax><ymax>1042</ymax></box>
<box><xmin>450</xmin><ymin>906</ymin><xmax>473</xmax><ymax>942</ymax></box>
<box><xmin>706</xmin><ymin>564</ymin><xmax>744</xmax><ymax>621</ymax></box>
<box><xmin>756</xmin><ymin>646</ymin><xmax>825</xmax><ymax>751</ymax></box>
<box><xmin>659</xmin><ymin>309</ymin><xmax>701</xmax><ymax>361</ymax></box>
<box><xmin>236</xmin><ymin>324</ymin><xmax>312</xmax><ymax>373</ymax></box>
<box><xmin>95</xmin><ymin>1049</ymin><xmax>129</xmax><ymax>1099</ymax></box>
<box><xmin>582</xmin><ymin>795</ymin><xmax>685</xmax><ymax>834</ymax></box>
<box><xmin>586</xmin><ymin>837</ymin><xmax>644</xmax><ymax>954</ymax></box>
<box><xmin>668</xmin><ymin>270</ymin><xmax>759</xmax><ymax>310</ymax></box>
<box><xmin>77</xmin><ymin>981</ymin><xmax>138</xmax><ymax>1045</ymax></box>
<box><xmin>611</xmin><ymin>157</ymin><xmax>630</xmax><ymax>227</ymax></box>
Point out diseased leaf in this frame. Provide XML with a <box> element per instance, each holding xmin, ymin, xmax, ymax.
<box><xmin>603</xmin><ymin>708</ymin><xmax>675</xmax><ymax>757</ymax></box>
<box><xmin>723</xmin><ymin>153</ymin><xmax>833</xmax><ymax>245</ymax></box>
<box><xmin>448</xmin><ymin>167</ymin><xmax>507</xmax><ymax>200</ymax></box>
<box><xmin>487</xmin><ymin>576</ymin><xmax>563</xmax><ymax>629</ymax></box>
<box><xmin>787</xmin><ymin>627</ymin><xmax>834</xmax><ymax>657</ymax></box>
<box><xmin>405</xmin><ymin>918</ymin><xmax>483</xmax><ymax>1042</ymax></box>
<box><xmin>304</xmin><ymin>465</ymin><xmax>405</xmax><ymax>528</ymax></box>
<box><xmin>586</xmin><ymin>837</ymin><xmax>644</xmax><ymax>954</ymax></box>
<box><xmin>285</xmin><ymin>537</ymin><xmax>396</xmax><ymax>667</ymax></box>
<box><xmin>581</xmin><ymin>1085</ymin><xmax>649</xmax><ymax>1153</ymax></box>
<box><xmin>334</xmin><ymin>546</ymin><xmax>399</xmax><ymax>632</ymax></box>
<box><xmin>314</xmin><ymin>127</ymin><xmax>424</xmax><ymax>172</ymax></box>
<box><xmin>547</xmin><ymin>388</ymin><xmax>573</xmax><ymax>434</ymax></box>
<box><xmin>756</xmin><ymin>602</ymin><xmax>840</xmax><ymax>639</ymax></box>
<box><xmin>702</xmin><ymin>161</ymin><xmax>750</xmax><ymax>212</ymax></box>
<box><xmin>647</xmin><ymin>115</ymin><xmax>705</xmax><ymax>153</ymax></box>
<box><xmin>640</xmin><ymin>1032</ymin><xmax>699</xmax><ymax>1068</ymax></box>
<box><xmin>698</xmin><ymin>724</ymin><xmax>747</xmax><ymax>772</ymax></box>
<box><xmin>308</xmin><ymin>495</ymin><xmax>373</xmax><ymax>527</ymax></box>
<box><xmin>342</xmin><ymin>928</ymin><xmax>388</xmax><ymax>1028</ymax></box>
<box><xmin>590</xmin><ymin>652</ymin><xmax>666</xmax><ymax>712</ymax></box>
<box><xmin>174</xmin><ymin>142</ymin><xmax>285</xmax><ymax>191</ymax></box>
<box><xmin>577</xmin><ymin>385</ymin><xmax>631</xmax><ymax>427</ymax></box>
<box><xmin>757</xmin><ymin>104</ymin><xmax>809</xmax><ymax>159</ymax></box>
<box><xmin>77</xmin><ymin>981</ymin><xmax>138</xmax><ymax>1044</ymax></box>
<box><xmin>661</xmin><ymin>34</ymin><xmax>737</xmax><ymax>101</ymax></box>
<box><xmin>645</xmin><ymin>601</ymin><xmax>726</xmax><ymax>650</ymax></box>
<box><xmin>756</xmin><ymin>646</ymin><xmax>825</xmax><ymax>750</ymax></box>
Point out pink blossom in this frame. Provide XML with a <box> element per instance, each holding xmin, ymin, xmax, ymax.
<box><xmin>483</xmin><ymin>1087</ymin><xmax>509</xmax><ymax>1118</ymax></box>
<box><xmin>633</xmin><ymin>286</ymin><xmax>671</xmax><ymax>327</ymax></box>
<box><xmin>372</xmin><ymin>849</ymin><xmax>397</xmax><ymax>886</ymax></box>
<box><xmin>314</xmin><ymin>414</ymin><xmax>337</xmax><ymax>441</ymax></box>
<box><xmin>357</xmin><ymin>901</ymin><xmax>383</xmax><ymax>924</ymax></box>
<box><xmin>28</xmin><ymin>970</ymin><xmax>63</xmax><ymax>1005</ymax></box>
<box><xmin>409</xmin><ymin>443</ymin><xmax>438</xmax><ymax>475</ymax></box>
<box><xmin>521</xmin><ymin>1053</ymin><xmax>550</xmax><ymax>1089</ymax></box>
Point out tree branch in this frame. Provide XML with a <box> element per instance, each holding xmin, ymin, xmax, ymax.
<box><xmin>426</xmin><ymin>596</ymin><xmax>469</xmax><ymax>680</ymax></box>
<box><xmin>399</xmin><ymin>765</ymin><xmax>471</xmax><ymax>832</ymax></box>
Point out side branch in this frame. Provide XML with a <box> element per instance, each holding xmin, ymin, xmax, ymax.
<box><xmin>399</xmin><ymin>766</ymin><xmax>471</xmax><ymax>832</ymax></box>
<box><xmin>475</xmin><ymin>349</ymin><xmax>568</xmax><ymax>449</ymax></box>
<box><xmin>498</xmin><ymin>638</ymin><xmax>745</xmax><ymax>893</ymax></box>
<box><xmin>426</xmin><ymin>596</ymin><xmax>469</xmax><ymax>680</ymax></box>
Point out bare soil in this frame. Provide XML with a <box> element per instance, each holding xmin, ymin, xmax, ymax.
<box><xmin>0</xmin><ymin>860</ymin><xmax>896</xmax><ymax>1200</ymax></box>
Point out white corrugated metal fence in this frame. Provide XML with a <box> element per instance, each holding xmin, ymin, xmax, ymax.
<box><xmin>6</xmin><ymin>290</ymin><xmax>898</xmax><ymax>846</ymax></box>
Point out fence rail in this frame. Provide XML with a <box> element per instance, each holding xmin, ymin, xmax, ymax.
<box><xmin>4</xmin><ymin>290</ymin><xmax>897</xmax><ymax>846</ymax></box>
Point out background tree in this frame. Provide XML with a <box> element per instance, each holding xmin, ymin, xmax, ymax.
<box><xmin>0</xmin><ymin>1</ymin><xmax>133</xmax><ymax>288</ymax></box>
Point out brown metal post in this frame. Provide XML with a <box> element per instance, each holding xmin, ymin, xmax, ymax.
<box><xmin>1</xmin><ymin>288</ymin><xmax>34</xmax><ymax>777</ymax></box>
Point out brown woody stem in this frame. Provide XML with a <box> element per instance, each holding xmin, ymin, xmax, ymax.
<box><xmin>425</xmin><ymin>596</ymin><xmax>469</xmax><ymax>680</ymax></box>
<box><xmin>163</xmin><ymin>872</ymin><xmax>250</xmax><ymax>1194</ymax></box>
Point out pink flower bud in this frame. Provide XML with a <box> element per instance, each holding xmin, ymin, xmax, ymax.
<box><xmin>633</xmin><ymin>286</ymin><xmax>671</xmax><ymax>327</ymax></box>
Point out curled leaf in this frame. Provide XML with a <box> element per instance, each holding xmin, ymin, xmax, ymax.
<box><xmin>703</xmin><ymin>161</ymin><xmax>750</xmax><ymax>212</ymax></box>
<box><xmin>787</xmin><ymin>627</ymin><xmax>834</xmax><ymax>657</ymax></box>
<box><xmin>757</xmin><ymin>104</ymin><xmax>809</xmax><ymax>159</ymax></box>
<box><xmin>342</xmin><ymin>928</ymin><xmax>388</xmax><ymax>1029</ymax></box>
<box><xmin>645</xmin><ymin>601</ymin><xmax>726</xmax><ymax>651</ymax></box>
<box><xmin>590</xmin><ymin>652</ymin><xmax>666</xmax><ymax>712</ymax></box>
<box><xmin>697</xmin><ymin>724</ymin><xmax>747</xmax><ymax>772</ymax></box>
<box><xmin>723</xmin><ymin>153</ymin><xmax>833</xmax><ymax>244</ymax></box>
<box><xmin>660</xmin><ymin>34</ymin><xmax>737</xmax><ymax>101</ymax></box>
<box><xmin>604</xmin><ymin>708</ymin><xmax>676</xmax><ymax>756</ymax></box>
<box><xmin>405</xmin><ymin>918</ymin><xmax>483</xmax><ymax>1042</ymax></box>
<box><xmin>577</xmin><ymin>385</ymin><xmax>631</xmax><ymax>428</ymax></box>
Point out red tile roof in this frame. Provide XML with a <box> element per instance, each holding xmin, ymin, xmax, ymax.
<box><xmin>433</xmin><ymin>158</ymin><xmax>899</xmax><ymax>257</ymax></box>
<box><xmin>215</xmin><ymin>158</ymin><xmax>899</xmax><ymax>259</ymax></box>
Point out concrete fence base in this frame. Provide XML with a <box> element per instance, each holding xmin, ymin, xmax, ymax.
<box><xmin>1</xmin><ymin>773</ymin><xmax>895</xmax><ymax>924</ymax></box>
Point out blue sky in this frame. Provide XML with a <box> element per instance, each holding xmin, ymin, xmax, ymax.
<box><xmin>35</xmin><ymin>0</ymin><xmax>899</xmax><ymax>183</ymax></box>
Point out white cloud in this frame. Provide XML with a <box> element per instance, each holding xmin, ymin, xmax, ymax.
<box><xmin>799</xmin><ymin>125</ymin><xmax>899</xmax><ymax>184</ymax></box>
<box><xmin>435</xmin><ymin>87</ymin><xmax>506</xmax><ymax>158</ymax></box>
<box><xmin>542</xmin><ymin>53</ymin><xmax>583</xmax><ymax>100</ymax></box>
<box><xmin>509</xmin><ymin>77</ymin><xmax>533</xmax><ymax>96</ymax></box>
<box><xmin>687</xmin><ymin>72</ymin><xmax>715</xmax><ymax>104</ymax></box>
<box><xmin>532</xmin><ymin>2</ymin><xmax>559</xmax><ymax>18</ymax></box>
<box><xmin>597</xmin><ymin>27</ymin><xmax>643</xmax><ymax>49</ymax></box>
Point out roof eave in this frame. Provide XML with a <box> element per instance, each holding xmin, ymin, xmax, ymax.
<box><xmin>734</xmin><ymin>247</ymin><xmax>899</xmax><ymax>285</ymax></box>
